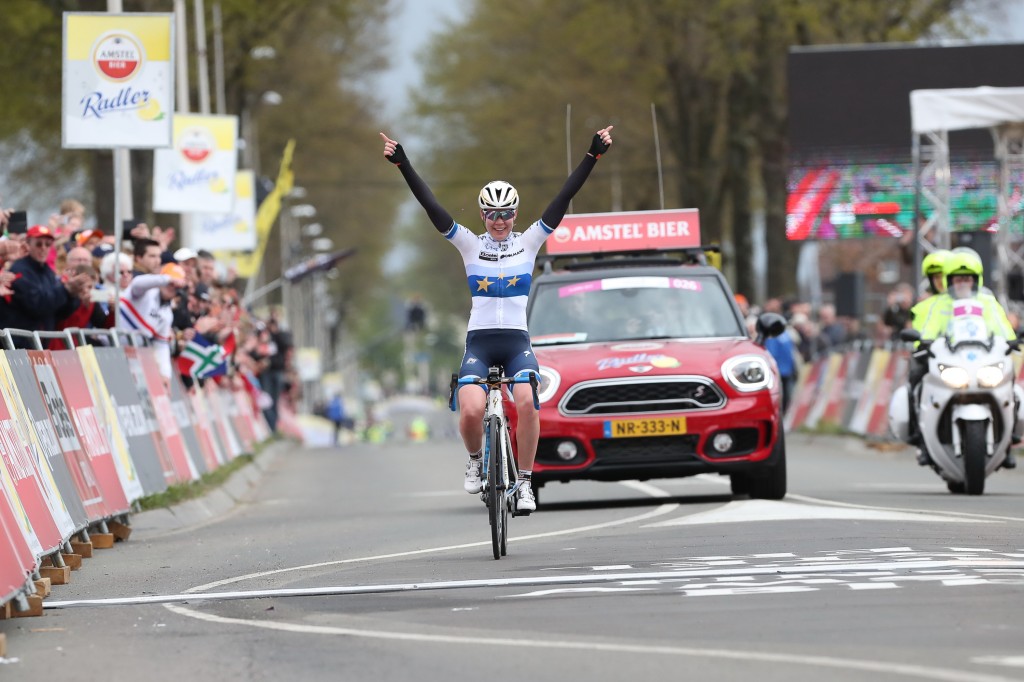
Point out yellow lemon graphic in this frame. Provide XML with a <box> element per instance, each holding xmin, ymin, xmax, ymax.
<box><xmin>137</xmin><ymin>98</ymin><xmax>162</xmax><ymax>121</ymax></box>
<box><xmin>233</xmin><ymin>221</ymin><xmax>248</xmax><ymax>233</ymax></box>
<box><xmin>209</xmin><ymin>177</ymin><xmax>228</xmax><ymax>193</ymax></box>
<box><xmin>650</xmin><ymin>355</ymin><xmax>680</xmax><ymax>369</ymax></box>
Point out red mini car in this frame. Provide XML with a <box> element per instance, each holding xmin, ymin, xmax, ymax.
<box><xmin>523</xmin><ymin>252</ymin><xmax>787</xmax><ymax>503</ymax></box>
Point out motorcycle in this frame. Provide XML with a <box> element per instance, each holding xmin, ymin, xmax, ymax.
<box><xmin>889</xmin><ymin>298</ymin><xmax>1023</xmax><ymax>494</ymax></box>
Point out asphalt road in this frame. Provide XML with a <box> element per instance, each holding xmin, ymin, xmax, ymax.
<box><xmin>3</xmin><ymin>430</ymin><xmax>1024</xmax><ymax>682</ymax></box>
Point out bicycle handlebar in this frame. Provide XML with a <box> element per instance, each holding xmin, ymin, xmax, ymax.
<box><xmin>448</xmin><ymin>369</ymin><xmax>541</xmax><ymax>412</ymax></box>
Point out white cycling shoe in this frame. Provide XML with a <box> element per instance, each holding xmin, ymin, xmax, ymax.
<box><xmin>516</xmin><ymin>482</ymin><xmax>536</xmax><ymax>512</ymax></box>
<box><xmin>464</xmin><ymin>457</ymin><xmax>483</xmax><ymax>494</ymax></box>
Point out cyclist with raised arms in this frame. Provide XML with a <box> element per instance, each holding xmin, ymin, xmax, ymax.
<box><xmin>380</xmin><ymin>125</ymin><xmax>614</xmax><ymax>511</ymax></box>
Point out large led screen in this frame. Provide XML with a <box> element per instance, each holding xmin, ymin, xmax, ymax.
<box><xmin>786</xmin><ymin>43</ymin><xmax>1024</xmax><ymax>241</ymax></box>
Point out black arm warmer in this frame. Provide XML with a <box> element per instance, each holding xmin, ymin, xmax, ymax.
<box><xmin>540</xmin><ymin>154</ymin><xmax>598</xmax><ymax>228</ymax></box>
<box><xmin>397</xmin><ymin>160</ymin><xmax>455</xmax><ymax>234</ymax></box>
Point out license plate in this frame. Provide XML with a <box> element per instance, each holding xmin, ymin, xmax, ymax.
<box><xmin>604</xmin><ymin>417</ymin><xmax>687</xmax><ymax>438</ymax></box>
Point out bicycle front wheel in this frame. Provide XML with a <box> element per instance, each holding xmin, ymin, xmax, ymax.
<box><xmin>487</xmin><ymin>416</ymin><xmax>504</xmax><ymax>560</ymax></box>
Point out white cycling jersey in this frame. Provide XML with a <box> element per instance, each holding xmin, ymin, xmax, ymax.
<box><xmin>444</xmin><ymin>219</ymin><xmax>554</xmax><ymax>331</ymax></box>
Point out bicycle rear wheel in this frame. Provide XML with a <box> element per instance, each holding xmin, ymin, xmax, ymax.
<box><xmin>487</xmin><ymin>416</ymin><xmax>504</xmax><ymax>560</ymax></box>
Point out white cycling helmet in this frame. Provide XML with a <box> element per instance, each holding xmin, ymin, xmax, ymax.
<box><xmin>478</xmin><ymin>180</ymin><xmax>519</xmax><ymax>210</ymax></box>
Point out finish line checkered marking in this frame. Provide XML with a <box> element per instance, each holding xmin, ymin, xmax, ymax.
<box><xmin>503</xmin><ymin>547</ymin><xmax>1024</xmax><ymax>599</ymax></box>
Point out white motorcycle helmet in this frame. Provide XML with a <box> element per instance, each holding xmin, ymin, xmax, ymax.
<box><xmin>478</xmin><ymin>180</ymin><xmax>520</xmax><ymax>210</ymax></box>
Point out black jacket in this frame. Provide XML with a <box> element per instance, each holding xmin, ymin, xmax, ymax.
<box><xmin>0</xmin><ymin>256</ymin><xmax>79</xmax><ymax>342</ymax></box>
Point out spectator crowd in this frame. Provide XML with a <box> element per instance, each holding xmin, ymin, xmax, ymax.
<box><xmin>0</xmin><ymin>200</ymin><xmax>297</xmax><ymax>433</ymax></box>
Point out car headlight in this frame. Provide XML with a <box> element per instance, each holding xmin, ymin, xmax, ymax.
<box><xmin>722</xmin><ymin>355</ymin><xmax>773</xmax><ymax>392</ymax></box>
<box><xmin>939</xmin><ymin>365</ymin><xmax>970</xmax><ymax>389</ymax></box>
<box><xmin>977</xmin><ymin>363</ymin><xmax>1005</xmax><ymax>388</ymax></box>
<box><xmin>536</xmin><ymin>366</ymin><xmax>561</xmax><ymax>403</ymax></box>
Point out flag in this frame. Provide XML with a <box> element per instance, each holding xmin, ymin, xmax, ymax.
<box><xmin>177</xmin><ymin>334</ymin><xmax>229</xmax><ymax>379</ymax></box>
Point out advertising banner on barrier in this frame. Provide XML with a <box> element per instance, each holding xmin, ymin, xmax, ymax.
<box><xmin>2</xmin><ymin>351</ymin><xmax>84</xmax><ymax>535</ymax></box>
<box><xmin>190</xmin><ymin>386</ymin><xmax>227</xmax><ymax>466</ymax></box>
<box><xmin>231</xmin><ymin>388</ymin><xmax>257</xmax><ymax>451</ymax></box>
<box><xmin>139</xmin><ymin>347</ymin><xmax>199</xmax><ymax>480</ymax></box>
<box><xmin>62</xmin><ymin>12</ymin><xmax>175</xmax><ymax>149</ymax></box>
<box><xmin>168</xmin><ymin>373</ymin><xmax>214</xmax><ymax>474</ymax></box>
<box><xmin>50</xmin><ymin>350</ymin><xmax>130</xmax><ymax>516</ymax></box>
<box><xmin>191</xmin><ymin>170</ymin><xmax>257</xmax><ymax>251</ymax></box>
<box><xmin>125</xmin><ymin>347</ymin><xmax>194</xmax><ymax>483</ymax></box>
<box><xmin>0</xmin><ymin>472</ymin><xmax>35</xmax><ymax>602</ymax></box>
<box><xmin>0</xmin><ymin>404</ymin><xmax>51</xmax><ymax>558</ymax></box>
<box><xmin>868</xmin><ymin>350</ymin><xmax>909</xmax><ymax>438</ymax></box>
<box><xmin>786</xmin><ymin>359</ymin><xmax>823</xmax><ymax>432</ymax></box>
<box><xmin>29</xmin><ymin>351</ymin><xmax>108</xmax><ymax>523</ymax></box>
<box><xmin>206</xmin><ymin>384</ymin><xmax>243</xmax><ymax>459</ymax></box>
<box><xmin>93</xmin><ymin>347</ymin><xmax>169</xmax><ymax>495</ymax></box>
<box><xmin>848</xmin><ymin>349</ymin><xmax>893</xmax><ymax>435</ymax></box>
<box><xmin>153</xmin><ymin>114</ymin><xmax>239</xmax><ymax>213</ymax></box>
<box><xmin>76</xmin><ymin>346</ymin><xmax>145</xmax><ymax>503</ymax></box>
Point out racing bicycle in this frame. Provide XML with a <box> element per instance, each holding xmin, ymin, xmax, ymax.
<box><xmin>450</xmin><ymin>366</ymin><xmax>539</xmax><ymax>560</ymax></box>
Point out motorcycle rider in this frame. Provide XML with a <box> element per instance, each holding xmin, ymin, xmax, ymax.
<box><xmin>905</xmin><ymin>249</ymin><xmax>950</xmax><ymax>458</ymax></box>
<box><xmin>910</xmin><ymin>251</ymin><xmax>1017</xmax><ymax>467</ymax></box>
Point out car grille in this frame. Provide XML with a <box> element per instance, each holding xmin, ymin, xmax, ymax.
<box><xmin>591</xmin><ymin>435</ymin><xmax>700</xmax><ymax>465</ymax></box>
<box><xmin>560</xmin><ymin>377</ymin><xmax>725</xmax><ymax>416</ymax></box>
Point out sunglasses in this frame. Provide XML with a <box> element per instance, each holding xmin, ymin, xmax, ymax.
<box><xmin>483</xmin><ymin>209</ymin><xmax>516</xmax><ymax>221</ymax></box>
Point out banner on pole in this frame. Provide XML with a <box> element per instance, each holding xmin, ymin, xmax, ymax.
<box><xmin>62</xmin><ymin>12</ymin><xmax>174</xmax><ymax>149</ymax></box>
<box><xmin>190</xmin><ymin>170</ymin><xmax>257</xmax><ymax>251</ymax></box>
<box><xmin>153</xmin><ymin>114</ymin><xmax>239</xmax><ymax>213</ymax></box>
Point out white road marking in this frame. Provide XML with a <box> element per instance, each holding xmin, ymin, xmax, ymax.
<box><xmin>161</xmin><ymin>602</ymin><xmax>1023</xmax><ymax>682</ymax></box>
<box><xmin>46</xmin><ymin>558</ymin><xmax>1024</xmax><ymax>608</ymax></box>
<box><xmin>644</xmin><ymin>499</ymin><xmax>990</xmax><ymax>527</ymax></box>
<box><xmin>973</xmin><ymin>656</ymin><xmax>1024</xmax><ymax>668</ymax></box>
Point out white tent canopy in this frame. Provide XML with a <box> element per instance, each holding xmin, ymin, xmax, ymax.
<box><xmin>911</xmin><ymin>86</ymin><xmax>1024</xmax><ymax>133</ymax></box>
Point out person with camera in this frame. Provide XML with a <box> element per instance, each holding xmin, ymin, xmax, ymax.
<box><xmin>0</xmin><ymin>225</ymin><xmax>92</xmax><ymax>347</ymax></box>
<box><xmin>118</xmin><ymin>261</ymin><xmax>188</xmax><ymax>382</ymax></box>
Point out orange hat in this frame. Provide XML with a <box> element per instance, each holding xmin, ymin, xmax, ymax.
<box><xmin>26</xmin><ymin>225</ymin><xmax>55</xmax><ymax>240</ymax></box>
<box><xmin>75</xmin><ymin>228</ymin><xmax>105</xmax><ymax>245</ymax></box>
<box><xmin>734</xmin><ymin>293</ymin><xmax>748</xmax><ymax>307</ymax></box>
<box><xmin>161</xmin><ymin>263</ymin><xmax>186</xmax><ymax>280</ymax></box>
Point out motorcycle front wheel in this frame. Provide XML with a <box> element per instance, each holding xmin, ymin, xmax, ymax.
<box><xmin>961</xmin><ymin>420</ymin><xmax>987</xmax><ymax>496</ymax></box>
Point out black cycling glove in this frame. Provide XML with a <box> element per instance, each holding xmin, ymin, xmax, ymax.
<box><xmin>387</xmin><ymin>142</ymin><xmax>408</xmax><ymax>166</ymax></box>
<box><xmin>588</xmin><ymin>133</ymin><xmax>610</xmax><ymax>159</ymax></box>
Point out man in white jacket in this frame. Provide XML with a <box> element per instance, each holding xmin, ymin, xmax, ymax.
<box><xmin>118</xmin><ymin>262</ymin><xmax>188</xmax><ymax>382</ymax></box>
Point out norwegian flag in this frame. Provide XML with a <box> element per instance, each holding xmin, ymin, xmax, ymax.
<box><xmin>177</xmin><ymin>332</ymin><xmax>234</xmax><ymax>379</ymax></box>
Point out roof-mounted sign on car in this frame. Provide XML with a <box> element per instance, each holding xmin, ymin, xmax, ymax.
<box><xmin>546</xmin><ymin>208</ymin><xmax>700</xmax><ymax>255</ymax></box>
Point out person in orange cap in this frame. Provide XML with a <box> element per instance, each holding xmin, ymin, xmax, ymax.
<box><xmin>118</xmin><ymin>261</ymin><xmax>188</xmax><ymax>381</ymax></box>
<box><xmin>75</xmin><ymin>228</ymin><xmax>105</xmax><ymax>250</ymax></box>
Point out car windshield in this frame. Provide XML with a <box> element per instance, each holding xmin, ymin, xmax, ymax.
<box><xmin>529</xmin><ymin>274</ymin><xmax>745</xmax><ymax>345</ymax></box>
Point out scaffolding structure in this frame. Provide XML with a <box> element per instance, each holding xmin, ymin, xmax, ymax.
<box><xmin>910</xmin><ymin>87</ymin><xmax>1024</xmax><ymax>302</ymax></box>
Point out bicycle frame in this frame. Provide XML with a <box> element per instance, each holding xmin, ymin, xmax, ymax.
<box><xmin>449</xmin><ymin>366</ymin><xmax>539</xmax><ymax>559</ymax></box>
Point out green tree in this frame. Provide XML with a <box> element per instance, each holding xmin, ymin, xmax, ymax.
<box><xmin>404</xmin><ymin>0</ymin><xmax>977</xmax><ymax>312</ymax></box>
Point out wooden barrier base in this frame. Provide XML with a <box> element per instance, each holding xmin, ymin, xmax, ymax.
<box><xmin>0</xmin><ymin>631</ymin><xmax>6</xmax><ymax>656</ymax></box>
<box><xmin>12</xmin><ymin>594</ymin><xmax>43</xmax><ymax>618</ymax></box>
<box><xmin>90</xmin><ymin>533</ymin><xmax>115</xmax><ymax>549</ymax></box>
<box><xmin>0</xmin><ymin>602</ymin><xmax>10</xmax><ymax>620</ymax></box>
<box><xmin>39</xmin><ymin>566</ymin><xmax>69</xmax><ymax>585</ymax></box>
<box><xmin>61</xmin><ymin>553</ymin><xmax>83</xmax><ymax>571</ymax></box>
<box><xmin>108</xmin><ymin>521</ymin><xmax>132</xmax><ymax>542</ymax></box>
<box><xmin>33</xmin><ymin>578</ymin><xmax>51</xmax><ymax>598</ymax></box>
<box><xmin>70</xmin><ymin>540</ymin><xmax>93</xmax><ymax>558</ymax></box>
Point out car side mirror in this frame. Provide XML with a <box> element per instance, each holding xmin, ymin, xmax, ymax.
<box><xmin>755</xmin><ymin>312</ymin><xmax>786</xmax><ymax>343</ymax></box>
<box><xmin>899</xmin><ymin>328</ymin><xmax>921</xmax><ymax>344</ymax></box>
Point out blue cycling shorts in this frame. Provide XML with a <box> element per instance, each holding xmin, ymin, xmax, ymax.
<box><xmin>458</xmin><ymin>329</ymin><xmax>539</xmax><ymax>384</ymax></box>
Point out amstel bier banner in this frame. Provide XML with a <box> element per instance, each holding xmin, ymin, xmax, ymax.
<box><xmin>62</xmin><ymin>12</ymin><xmax>174</xmax><ymax>149</ymax></box>
<box><xmin>191</xmin><ymin>170</ymin><xmax>257</xmax><ymax>251</ymax></box>
<box><xmin>153</xmin><ymin>114</ymin><xmax>239</xmax><ymax>214</ymax></box>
